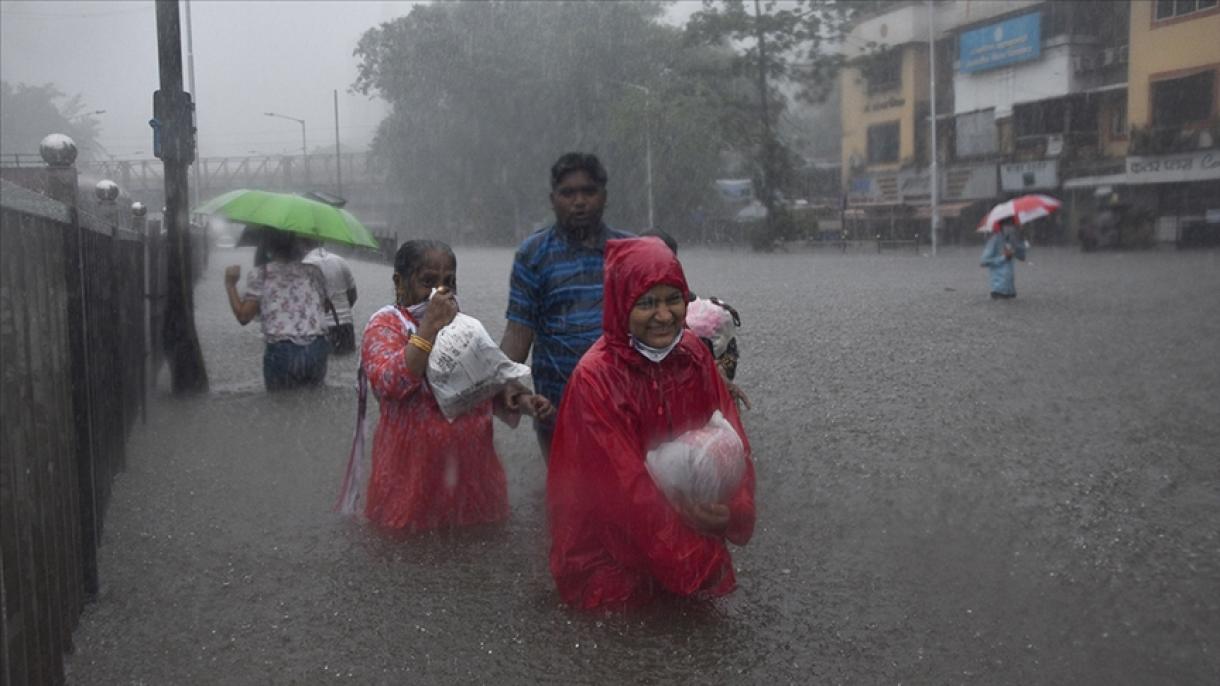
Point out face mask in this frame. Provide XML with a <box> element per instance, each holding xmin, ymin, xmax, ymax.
<box><xmin>405</xmin><ymin>300</ymin><xmax>429</xmax><ymax>321</ymax></box>
<box><xmin>630</xmin><ymin>329</ymin><xmax>683</xmax><ymax>363</ymax></box>
<box><xmin>403</xmin><ymin>288</ymin><xmax>459</xmax><ymax>322</ymax></box>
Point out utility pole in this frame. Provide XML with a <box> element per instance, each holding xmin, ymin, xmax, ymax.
<box><xmin>928</xmin><ymin>0</ymin><xmax>940</xmax><ymax>256</ymax></box>
<box><xmin>185</xmin><ymin>0</ymin><xmax>200</xmax><ymax>207</ymax></box>
<box><xmin>154</xmin><ymin>0</ymin><xmax>208</xmax><ymax>393</ymax></box>
<box><xmin>334</xmin><ymin>89</ymin><xmax>342</xmax><ymax>197</ymax></box>
<box><xmin>753</xmin><ymin>0</ymin><xmax>778</xmax><ymax>247</ymax></box>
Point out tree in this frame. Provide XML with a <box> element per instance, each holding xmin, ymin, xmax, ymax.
<box><xmin>351</xmin><ymin>1</ymin><xmax>741</xmax><ymax>244</ymax></box>
<box><xmin>685</xmin><ymin>0</ymin><xmax>866</xmax><ymax>248</ymax></box>
<box><xmin>0</xmin><ymin>81</ymin><xmax>101</xmax><ymax>161</ymax></box>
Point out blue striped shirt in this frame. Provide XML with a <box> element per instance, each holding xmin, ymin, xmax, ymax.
<box><xmin>507</xmin><ymin>223</ymin><xmax>634</xmax><ymax>416</ymax></box>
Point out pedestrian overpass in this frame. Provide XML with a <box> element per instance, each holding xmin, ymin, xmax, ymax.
<box><xmin>79</xmin><ymin>151</ymin><xmax>394</xmax><ymax>228</ymax></box>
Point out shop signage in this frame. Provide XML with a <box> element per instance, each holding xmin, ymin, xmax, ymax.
<box><xmin>959</xmin><ymin>12</ymin><xmax>1041</xmax><ymax>73</ymax></box>
<box><xmin>1126</xmin><ymin>151</ymin><xmax>1220</xmax><ymax>184</ymax></box>
<box><xmin>898</xmin><ymin>169</ymin><xmax>931</xmax><ymax>198</ymax></box>
<box><xmin>849</xmin><ymin>176</ymin><xmax>878</xmax><ymax>199</ymax></box>
<box><xmin>944</xmin><ymin>163</ymin><xmax>998</xmax><ymax>200</ymax></box>
<box><xmin>865</xmin><ymin>96</ymin><xmax>906</xmax><ymax>112</ymax></box>
<box><xmin>1001</xmin><ymin>160</ymin><xmax>1059</xmax><ymax>191</ymax></box>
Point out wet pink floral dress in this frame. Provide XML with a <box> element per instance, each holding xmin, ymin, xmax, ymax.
<box><xmin>360</xmin><ymin>305</ymin><xmax>509</xmax><ymax>532</ymax></box>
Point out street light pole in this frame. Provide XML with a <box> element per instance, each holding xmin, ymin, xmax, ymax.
<box><xmin>265</xmin><ymin>111</ymin><xmax>308</xmax><ymax>187</ymax></box>
<box><xmin>333</xmin><ymin>89</ymin><xmax>342</xmax><ymax>197</ymax></box>
<box><xmin>619</xmin><ymin>81</ymin><xmax>654</xmax><ymax>229</ymax></box>
<box><xmin>928</xmin><ymin>0</ymin><xmax>939</xmax><ymax>256</ymax></box>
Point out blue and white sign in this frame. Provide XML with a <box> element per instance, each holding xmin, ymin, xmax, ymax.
<box><xmin>959</xmin><ymin>12</ymin><xmax>1041</xmax><ymax>73</ymax></box>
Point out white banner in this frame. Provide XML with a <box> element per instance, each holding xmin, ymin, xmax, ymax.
<box><xmin>1126</xmin><ymin>151</ymin><xmax>1220</xmax><ymax>184</ymax></box>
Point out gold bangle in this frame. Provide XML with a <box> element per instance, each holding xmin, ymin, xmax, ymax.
<box><xmin>408</xmin><ymin>334</ymin><xmax>433</xmax><ymax>353</ymax></box>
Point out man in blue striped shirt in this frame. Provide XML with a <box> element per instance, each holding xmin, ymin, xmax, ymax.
<box><xmin>501</xmin><ymin>153</ymin><xmax>633</xmax><ymax>458</ymax></box>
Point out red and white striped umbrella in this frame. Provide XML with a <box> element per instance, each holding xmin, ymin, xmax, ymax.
<box><xmin>977</xmin><ymin>194</ymin><xmax>1062</xmax><ymax>233</ymax></box>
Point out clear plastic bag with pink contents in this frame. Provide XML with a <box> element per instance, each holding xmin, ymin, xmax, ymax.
<box><xmin>645</xmin><ymin>410</ymin><xmax>746</xmax><ymax>505</ymax></box>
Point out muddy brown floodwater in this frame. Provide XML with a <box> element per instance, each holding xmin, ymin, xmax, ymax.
<box><xmin>65</xmin><ymin>245</ymin><xmax>1219</xmax><ymax>684</ymax></box>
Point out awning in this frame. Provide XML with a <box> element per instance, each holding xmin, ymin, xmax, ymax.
<box><xmin>914</xmin><ymin>201</ymin><xmax>976</xmax><ymax>219</ymax></box>
<box><xmin>1063</xmin><ymin>173</ymin><xmax>1128</xmax><ymax>189</ymax></box>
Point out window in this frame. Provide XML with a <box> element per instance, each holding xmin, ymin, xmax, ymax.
<box><xmin>1109</xmin><ymin>103</ymin><xmax>1128</xmax><ymax>139</ymax></box>
<box><xmin>1155</xmin><ymin>0</ymin><xmax>1218</xmax><ymax>21</ymax></box>
<box><xmin>1015</xmin><ymin>99</ymin><xmax>1069</xmax><ymax>137</ymax></box>
<box><xmin>867</xmin><ymin>122</ymin><xmax>900</xmax><ymax>163</ymax></box>
<box><xmin>956</xmin><ymin>109</ymin><xmax>997</xmax><ymax>158</ymax></box>
<box><xmin>864</xmin><ymin>50</ymin><xmax>902</xmax><ymax>94</ymax></box>
<box><xmin>1151</xmin><ymin>70</ymin><xmax>1215</xmax><ymax>127</ymax></box>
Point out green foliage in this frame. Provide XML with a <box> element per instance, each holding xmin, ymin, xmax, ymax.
<box><xmin>0</xmin><ymin>81</ymin><xmax>101</xmax><ymax>159</ymax></box>
<box><xmin>684</xmin><ymin>1</ymin><xmax>861</xmax><ymax>249</ymax></box>
<box><xmin>351</xmin><ymin>1</ymin><xmax>740</xmax><ymax>244</ymax></box>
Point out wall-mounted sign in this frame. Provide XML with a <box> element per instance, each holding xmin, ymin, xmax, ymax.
<box><xmin>849</xmin><ymin>176</ymin><xmax>878</xmax><ymax>199</ymax></box>
<box><xmin>865</xmin><ymin>96</ymin><xmax>906</xmax><ymax>112</ymax></box>
<box><xmin>1126</xmin><ymin>151</ymin><xmax>1220</xmax><ymax>184</ymax></box>
<box><xmin>898</xmin><ymin>169</ymin><xmax>931</xmax><ymax>199</ymax></box>
<box><xmin>959</xmin><ymin>12</ymin><xmax>1041</xmax><ymax>73</ymax></box>
<box><xmin>1001</xmin><ymin>160</ymin><xmax>1059</xmax><ymax>191</ymax></box>
<box><xmin>944</xmin><ymin>163</ymin><xmax>998</xmax><ymax>200</ymax></box>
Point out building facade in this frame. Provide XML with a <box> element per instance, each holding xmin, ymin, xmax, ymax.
<box><xmin>840</xmin><ymin>0</ymin><xmax>1218</xmax><ymax>247</ymax></box>
<box><xmin>1101</xmin><ymin>0</ymin><xmax>1219</xmax><ymax>246</ymax></box>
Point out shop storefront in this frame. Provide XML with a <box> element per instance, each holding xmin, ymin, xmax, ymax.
<box><xmin>1063</xmin><ymin>150</ymin><xmax>1220</xmax><ymax>246</ymax></box>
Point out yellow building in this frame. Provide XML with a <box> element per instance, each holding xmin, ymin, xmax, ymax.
<box><xmin>1117</xmin><ymin>0</ymin><xmax>1220</xmax><ymax>244</ymax></box>
<box><xmin>1127</xmin><ymin>0</ymin><xmax>1220</xmax><ymax>132</ymax></box>
<box><xmin>840</xmin><ymin>42</ymin><xmax>930</xmax><ymax>193</ymax></box>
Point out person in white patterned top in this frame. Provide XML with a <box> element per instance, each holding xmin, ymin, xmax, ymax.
<box><xmin>224</xmin><ymin>229</ymin><xmax>332</xmax><ymax>390</ymax></box>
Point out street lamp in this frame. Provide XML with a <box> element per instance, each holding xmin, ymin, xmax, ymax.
<box><xmin>616</xmin><ymin>81</ymin><xmax>654</xmax><ymax>230</ymax></box>
<box><xmin>264</xmin><ymin>111</ymin><xmax>308</xmax><ymax>186</ymax></box>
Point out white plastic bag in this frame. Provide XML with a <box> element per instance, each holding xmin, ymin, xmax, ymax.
<box><xmin>645</xmin><ymin>410</ymin><xmax>746</xmax><ymax>505</ymax></box>
<box><xmin>427</xmin><ymin>313</ymin><xmax>533</xmax><ymax>421</ymax></box>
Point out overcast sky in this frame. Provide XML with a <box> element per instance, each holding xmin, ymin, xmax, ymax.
<box><xmin>1</xmin><ymin>0</ymin><xmax>700</xmax><ymax>161</ymax></box>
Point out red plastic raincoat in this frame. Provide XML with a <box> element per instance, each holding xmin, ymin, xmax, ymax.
<box><xmin>547</xmin><ymin>238</ymin><xmax>756</xmax><ymax>609</ymax></box>
<box><xmin>361</xmin><ymin>305</ymin><xmax>509</xmax><ymax>532</ymax></box>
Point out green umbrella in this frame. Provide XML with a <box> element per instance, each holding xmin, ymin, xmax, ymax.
<box><xmin>196</xmin><ymin>189</ymin><xmax>378</xmax><ymax>249</ymax></box>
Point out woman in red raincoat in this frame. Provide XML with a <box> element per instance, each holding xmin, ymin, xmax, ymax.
<box><xmin>358</xmin><ymin>240</ymin><xmax>551</xmax><ymax>532</ymax></box>
<box><xmin>547</xmin><ymin>237</ymin><xmax>756</xmax><ymax>609</ymax></box>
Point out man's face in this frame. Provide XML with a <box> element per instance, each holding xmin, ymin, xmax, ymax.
<box><xmin>551</xmin><ymin>170</ymin><xmax>607</xmax><ymax>238</ymax></box>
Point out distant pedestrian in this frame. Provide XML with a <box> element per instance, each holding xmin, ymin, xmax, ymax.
<box><xmin>224</xmin><ymin>230</ymin><xmax>331</xmax><ymax>390</ymax></box>
<box><xmin>500</xmin><ymin>152</ymin><xmax>633</xmax><ymax>458</ymax></box>
<box><xmin>303</xmin><ymin>243</ymin><xmax>359</xmax><ymax>354</ymax></box>
<box><xmin>980</xmin><ymin>217</ymin><xmax>1026</xmax><ymax>299</ymax></box>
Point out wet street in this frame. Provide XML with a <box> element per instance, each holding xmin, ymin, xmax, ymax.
<box><xmin>64</xmin><ymin>245</ymin><xmax>1220</xmax><ymax>684</ymax></box>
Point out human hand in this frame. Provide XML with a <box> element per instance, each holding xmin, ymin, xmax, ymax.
<box><xmin>224</xmin><ymin>265</ymin><xmax>241</xmax><ymax>287</ymax></box>
<box><xmin>521</xmin><ymin>394</ymin><xmax>554</xmax><ymax>421</ymax></box>
<box><xmin>677</xmin><ymin>499</ymin><xmax>730</xmax><ymax>537</ymax></box>
<box><xmin>1002</xmin><ymin>245</ymin><xmax>1014</xmax><ymax>259</ymax></box>
<box><xmin>420</xmin><ymin>285</ymin><xmax>458</xmax><ymax>333</ymax></box>
<box><xmin>727</xmin><ymin>382</ymin><xmax>751</xmax><ymax>411</ymax></box>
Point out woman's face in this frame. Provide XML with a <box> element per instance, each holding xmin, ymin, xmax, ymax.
<box><xmin>629</xmin><ymin>284</ymin><xmax>686</xmax><ymax>348</ymax></box>
<box><xmin>395</xmin><ymin>250</ymin><xmax>456</xmax><ymax>306</ymax></box>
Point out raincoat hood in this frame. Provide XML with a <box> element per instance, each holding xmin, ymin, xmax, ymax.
<box><xmin>602</xmin><ymin>237</ymin><xmax>690</xmax><ymax>348</ymax></box>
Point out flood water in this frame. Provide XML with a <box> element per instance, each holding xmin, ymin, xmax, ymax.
<box><xmin>65</xmin><ymin>245</ymin><xmax>1220</xmax><ymax>684</ymax></box>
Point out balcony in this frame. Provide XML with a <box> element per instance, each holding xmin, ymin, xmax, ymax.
<box><xmin>1129</xmin><ymin>123</ymin><xmax>1220</xmax><ymax>156</ymax></box>
<box><xmin>1013</xmin><ymin>131</ymin><xmax>1102</xmax><ymax>162</ymax></box>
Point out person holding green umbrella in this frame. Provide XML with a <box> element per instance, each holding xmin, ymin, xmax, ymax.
<box><xmin>224</xmin><ymin>229</ymin><xmax>331</xmax><ymax>391</ymax></box>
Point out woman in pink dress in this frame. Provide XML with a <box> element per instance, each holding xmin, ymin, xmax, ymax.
<box><xmin>358</xmin><ymin>240</ymin><xmax>552</xmax><ymax>532</ymax></box>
